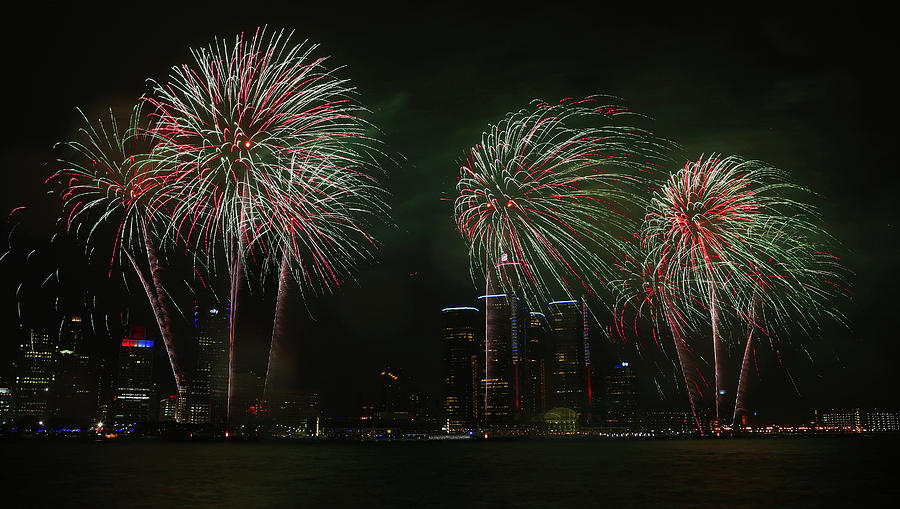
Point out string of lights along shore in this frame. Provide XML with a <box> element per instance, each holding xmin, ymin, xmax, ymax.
<box><xmin>1</xmin><ymin>23</ymin><xmax>892</xmax><ymax>441</ymax></box>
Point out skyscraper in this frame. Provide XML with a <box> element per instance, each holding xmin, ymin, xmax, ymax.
<box><xmin>479</xmin><ymin>292</ymin><xmax>528</xmax><ymax>425</ymax></box>
<box><xmin>190</xmin><ymin>302</ymin><xmax>229</xmax><ymax>425</ymax></box>
<box><xmin>605</xmin><ymin>360</ymin><xmax>638</xmax><ymax>431</ymax></box>
<box><xmin>525</xmin><ymin>311</ymin><xmax>550</xmax><ymax>417</ymax></box>
<box><xmin>441</xmin><ymin>306</ymin><xmax>480</xmax><ymax>431</ymax></box>
<box><xmin>14</xmin><ymin>329</ymin><xmax>56</xmax><ymax>423</ymax></box>
<box><xmin>52</xmin><ymin>315</ymin><xmax>97</xmax><ymax>426</ymax></box>
<box><xmin>547</xmin><ymin>300</ymin><xmax>592</xmax><ymax>419</ymax></box>
<box><xmin>114</xmin><ymin>326</ymin><xmax>154</xmax><ymax>425</ymax></box>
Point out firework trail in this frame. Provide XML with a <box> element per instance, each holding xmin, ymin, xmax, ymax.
<box><xmin>730</xmin><ymin>217</ymin><xmax>850</xmax><ymax>425</ymax></box>
<box><xmin>51</xmin><ymin>104</ymin><xmax>187</xmax><ymax>400</ymax></box>
<box><xmin>147</xmin><ymin>27</ymin><xmax>388</xmax><ymax>421</ymax></box>
<box><xmin>644</xmin><ymin>154</ymin><xmax>834</xmax><ymax>422</ymax></box>
<box><xmin>454</xmin><ymin>97</ymin><xmax>669</xmax><ymax>310</ymax></box>
<box><xmin>613</xmin><ymin>255</ymin><xmax>708</xmax><ymax>434</ymax></box>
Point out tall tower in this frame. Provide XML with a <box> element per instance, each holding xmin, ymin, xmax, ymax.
<box><xmin>547</xmin><ymin>300</ymin><xmax>591</xmax><ymax>419</ymax></box>
<box><xmin>190</xmin><ymin>302</ymin><xmax>229</xmax><ymax>425</ymax></box>
<box><xmin>114</xmin><ymin>326</ymin><xmax>154</xmax><ymax>425</ymax></box>
<box><xmin>14</xmin><ymin>329</ymin><xmax>56</xmax><ymax>423</ymax></box>
<box><xmin>52</xmin><ymin>315</ymin><xmax>97</xmax><ymax>425</ymax></box>
<box><xmin>441</xmin><ymin>306</ymin><xmax>480</xmax><ymax>431</ymax></box>
<box><xmin>525</xmin><ymin>311</ymin><xmax>550</xmax><ymax>417</ymax></box>
<box><xmin>478</xmin><ymin>256</ymin><xmax>528</xmax><ymax>426</ymax></box>
<box><xmin>605</xmin><ymin>360</ymin><xmax>638</xmax><ymax>431</ymax></box>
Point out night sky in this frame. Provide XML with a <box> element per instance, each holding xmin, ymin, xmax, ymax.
<box><xmin>1</xmin><ymin>4</ymin><xmax>896</xmax><ymax>420</ymax></box>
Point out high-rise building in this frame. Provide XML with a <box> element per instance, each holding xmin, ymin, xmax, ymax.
<box><xmin>190</xmin><ymin>303</ymin><xmax>229</xmax><ymax>425</ymax></box>
<box><xmin>113</xmin><ymin>326</ymin><xmax>154</xmax><ymax>425</ymax></box>
<box><xmin>0</xmin><ymin>384</ymin><xmax>12</xmax><ymax>425</ymax></box>
<box><xmin>547</xmin><ymin>300</ymin><xmax>592</xmax><ymax>419</ymax></box>
<box><xmin>378</xmin><ymin>366</ymin><xmax>410</xmax><ymax>420</ymax></box>
<box><xmin>441</xmin><ymin>307</ymin><xmax>480</xmax><ymax>431</ymax></box>
<box><xmin>159</xmin><ymin>394</ymin><xmax>178</xmax><ymax>422</ymax></box>
<box><xmin>14</xmin><ymin>329</ymin><xmax>56</xmax><ymax>423</ymax></box>
<box><xmin>525</xmin><ymin>311</ymin><xmax>550</xmax><ymax>417</ymax></box>
<box><xmin>479</xmin><ymin>292</ymin><xmax>527</xmax><ymax>425</ymax></box>
<box><xmin>605</xmin><ymin>360</ymin><xmax>638</xmax><ymax>431</ymax></box>
<box><xmin>52</xmin><ymin>315</ymin><xmax>97</xmax><ymax>425</ymax></box>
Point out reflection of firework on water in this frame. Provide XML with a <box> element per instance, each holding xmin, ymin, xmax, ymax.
<box><xmin>454</xmin><ymin>98</ymin><xmax>669</xmax><ymax>308</ymax></box>
<box><xmin>642</xmin><ymin>154</ymin><xmax>849</xmax><ymax>423</ymax></box>
<box><xmin>147</xmin><ymin>27</ymin><xmax>388</xmax><ymax>416</ymax></box>
<box><xmin>50</xmin><ymin>104</ymin><xmax>186</xmax><ymax>396</ymax></box>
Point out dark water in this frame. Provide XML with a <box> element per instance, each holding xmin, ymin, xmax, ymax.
<box><xmin>3</xmin><ymin>436</ymin><xmax>898</xmax><ymax>508</ymax></box>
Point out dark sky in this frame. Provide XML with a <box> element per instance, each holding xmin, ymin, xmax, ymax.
<box><xmin>0</xmin><ymin>3</ymin><xmax>897</xmax><ymax>420</ymax></box>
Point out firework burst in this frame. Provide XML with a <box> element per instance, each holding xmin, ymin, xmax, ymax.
<box><xmin>644</xmin><ymin>154</ymin><xmax>847</xmax><ymax>422</ymax></box>
<box><xmin>146</xmin><ymin>27</ymin><xmax>388</xmax><ymax>416</ymax></box>
<box><xmin>51</xmin><ymin>104</ymin><xmax>186</xmax><ymax>398</ymax></box>
<box><xmin>454</xmin><ymin>98</ymin><xmax>669</xmax><ymax>308</ymax></box>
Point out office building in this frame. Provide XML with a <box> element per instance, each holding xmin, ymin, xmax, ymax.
<box><xmin>190</xmin><ymin>302</ymin><xmax>229</xmax><ymax>425</ymax></box>
<box><xmin>605</xmin><ymin>360</ymin><xmax>638</xmax><ymax>431</ymax></box>
<box><xmin>547</xmin><ymin>300</ymin><xmax>592</xmax><ymax>418</ymax></box>
<box><xmin>441</xmin><ymin>306</ymin><xmax>480</xmax><ymax>431</ymax></box>
<box><xmin>14</xmin><ymin>329</ymin><xmax>56</xmax><ymax>422</ymax></box>
<box><xmin>114</xmin><ymin>326</ymin><xmax>154</xmax><ymax>425</ymax></box>
<box><xmin>0</xmin><ymin>384</ymin><xmax>12</xmax><ymax>425</ymax></box>
<box><xmin>525</xmin><ymin>311</ymin><xmax>549</xmax><ymax>417</ymax></box>
<box><xmin>52</xmin><ymin>315</ymin><xmax>97</xmax><ymax>425</ymax></box>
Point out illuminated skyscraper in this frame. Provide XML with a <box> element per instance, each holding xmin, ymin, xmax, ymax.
<box><xmin>605</xmin><ymin>360</ymin><xmax>638</xmax><ymax>431</ymax></box>
<box><xmin>0</xmin><ymin>383</ymin><xmax>13</xmax><ymax>425</ymax></box>
<box><xmin>547</xmin><ymin>300</ymin><xmax>592</xmax><ymax>419</ymax></box>
<box><xmin>159</xmin><ymin>394</ymin><xmax>178</xmax><ymax>422</ymax></box>
<box><xmin>52</xmin><ymin>315</ymin><xmax>97</xmax><ymax>425</ymax></box>
<box><xmin>190</xmin><ymin>302</ymin><xmax>229</xmax><ymax>425</ymax></box>
<box><xmin>525</xmin><ymin>311</ymin><xmax>550</xmax><ymax>416</ymax></box>
<box><xmin>14</xmin><ymin>329</ymin><xmax>56</xmax><ymax>422</ymax></box>
<box><xmin>441</xmin><ymin>306</ymin><xmax>480</xmax><ymax>431</ymax></box>
<box><xmin>114</xmin><ymin>326</ymin><xmax>154</xmax><ymax>425</ymax></box>
<box><xmin>477</xmin><ymin>256</ymin><xmax>530</xmax><ymax>426</ymax></box>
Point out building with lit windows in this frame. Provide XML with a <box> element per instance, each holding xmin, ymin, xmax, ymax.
<box><xmin>113</xmin><ymin>326</ymin><xmax>154</xmax><ymax>425</ymax></box>
<box><xmin>441</xmin><ymin>307</ymin><xmax>480</xmax><ymax>431</ymax></box>
<box><xmin>605</xmin><ymin>361</ymin><xmax>638</xmax><ymax>431</ymax></box>
<box><xmin>547</xmin><ymin>300</ymin><xmax>592</xmax><ymax>420</ymax></box>
<box><xmin>159</xmin><ymin>394</ymin><xmax>178</xmax><ymax>422</ymax></box>
<box><xmin>525</xmin><ymin>312</ymin><xmax>550</xmax><ymax>417</ymax></box>
<box><xmin>190</xmin><ymin>302</ymin><xmax>229</xmax><ymax>425</ymax></box>
<box><xmin>13</xmin><ymin>329</ymin><xmax>56</xmax><ymax>422</ymax></box>
<box><xmin>645</xmin><ymin>410</ymin><xmax>695</xmax><ymax>435</ymax></box>
<box><xmin>0</xmin><ymin>384</ymin><xmax>12</xmax><ymax>425</ymax></box>
<box><xmin>815</xmin><ymin>408</ymin><xmax>864</xmax><ymax>428</ymax></box>
<box><xmin>52</xmin><ymin>315</ymin><xmax>97</xmax><ymax>425</ymax></box>
<box><xmin>479</xmin><ymin>291</ymin><xmax>528</xmax><ymax>426</ymax></box>
<box><xmin>866</xmin><ymin>410</ymin><xmax>900</xmax><ymax>431</ymax></box>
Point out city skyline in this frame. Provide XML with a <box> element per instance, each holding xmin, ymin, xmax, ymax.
<box><xmin>0</xmin><ymin>4</ymin><xmax>897</xmax><ymax>425</ymax></box>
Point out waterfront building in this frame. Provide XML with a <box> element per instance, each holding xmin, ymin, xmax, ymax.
<box><xmin>547</xmin><ymin>300</ymin><xmax>592</xmax><ymax>419</ymax></box>
<box><xmin>159</xmin><ymin>394</ymin><xmax>178</xmax><ymax>422</ymax></box>
<box><xmin>441</xmin><ymin>306</ymin><xmax>480</xmax><ymax>431</ymax></box>
<box><xmin>113</xmin><ymin>326</ymin><xmax>154</xmax><ymax>425</ymax></box>
<box><xmin>646</xmin><ymin>410</ymin><xmax>695</xmax><ymax>434</ymax></box>
<box><xmin>13</xmin><ymin>329</ymin><xmax>56</xmax><ymax>423</ymax></box>
<box><xmin>866</xmin><ymin>410</ymin><xmax>900</xmax><ymax>432</ymax></box>
<box><xmin>815</xmin><ymin>408</ymin><xmax>864</xmax><ymax>428</ymax></box>
<box><xmin>525</xmin><ymin>311</ymin><xmax>550</xmax><ymax>417</ymax></box>
<box><xmin>0</xmin><ymin>384</ymin><xmax>12</xmax><ymax>425</ymax></box>
<box><xmin>604</xmin><ymin>361</ymin><xmax>638</xmax><ymax>431</ymax></box>
<box><xmin>52</xmin><ymin>315</ymin><xmax>97</xmax><ymax>425</ymax></box>
<box><xmin>189</xmin><ymin>302</ymin><xmax>229</xmax><ymax>425</ymax></box>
